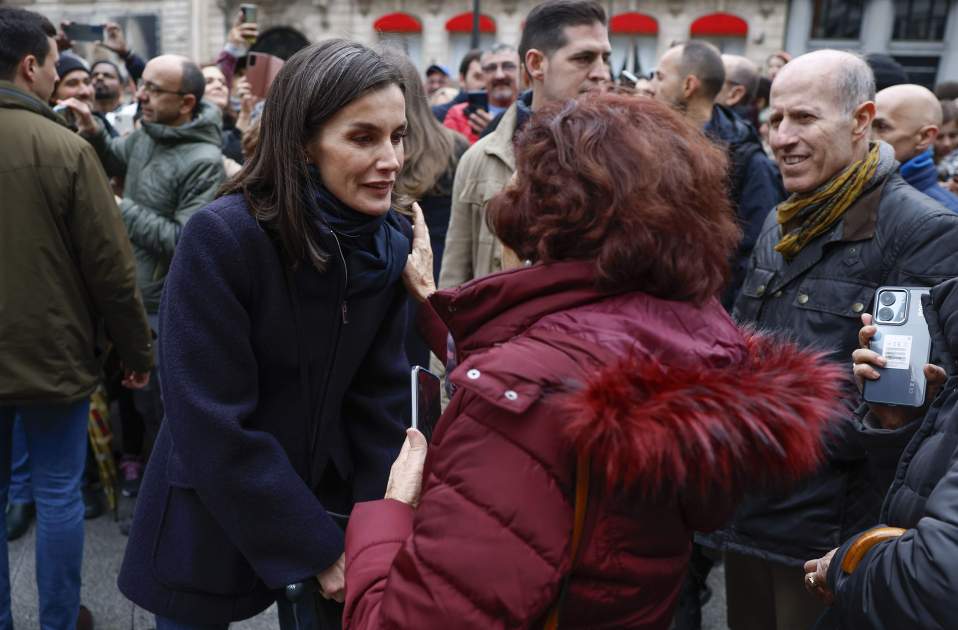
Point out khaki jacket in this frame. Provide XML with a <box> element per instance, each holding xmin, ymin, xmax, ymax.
<box><xmin>0</xmin><ymin>82</ymin><xmax>152</xmax><ymax>404</ymax></box>
<box><xmin>437</xmin><ymin>102</ymin><xmax>518</xmax><ymax>289</ymax></box>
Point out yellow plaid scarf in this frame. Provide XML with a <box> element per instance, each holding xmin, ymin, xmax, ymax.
<box><xmin>775</xmin><ymin>143</ymin><xmax>881</xmax><ymax>259</ymax></box>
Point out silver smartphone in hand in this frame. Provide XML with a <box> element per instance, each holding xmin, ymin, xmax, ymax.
<box><xmin>862</xmin><ymin>286</ymin><xmax>932</xmax><ymax>408</ymax></box>
<box><xmin>411</xmin><ymin>366</ymin><xmax>441</xmax><ymax>442</ymax></box>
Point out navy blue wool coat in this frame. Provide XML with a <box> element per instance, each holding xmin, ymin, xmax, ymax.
<box><xmin>118</xmin><ymin>193</ymin><xmax>410</xmax><ymax>624</ymax></box>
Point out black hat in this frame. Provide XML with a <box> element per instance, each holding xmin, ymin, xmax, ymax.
<box><xmin>865</xmin><ymin>54</ymin><xmax>908</xmax><ymax>92</ymax></box>
<box><xmin>56</xmin><ymin>53</ymin><xmax>90</xmax><ymax>81</ymax></box>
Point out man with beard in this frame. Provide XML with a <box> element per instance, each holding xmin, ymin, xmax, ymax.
<box><xmin>90</xmin><ymin>60</ymin><xmax>124</xmax><ymax>113</ymax></box>
<box><xmin>443</xmin><ymin>44</ymin><xmax>520</xmax><ymax>144</ymax></box>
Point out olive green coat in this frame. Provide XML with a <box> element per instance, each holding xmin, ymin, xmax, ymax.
<box><xmin>0</xmin><ymin>82</ymin><xmax>153</xmax><ymax>404</ymax></box>
<box><xmin>85</xmin><ymin>101</ymin><xmax>225</xmax><ymax>313</ymax></box>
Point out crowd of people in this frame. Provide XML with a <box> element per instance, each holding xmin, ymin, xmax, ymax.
<box><xmin>3</xmin><ymin>1</ymin><xmax>958</xmax><ymax>629</ymax></box>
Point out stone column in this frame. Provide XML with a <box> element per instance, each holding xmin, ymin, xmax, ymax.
<box><xmin>860</xmin><ymin>0</ymin><xmax>894</xmax><ymax>53</ymax></box>
<box><xmin>783</xmin><ymin>0</ymin><xmax>812</xmax><ymax>55</ymax></box>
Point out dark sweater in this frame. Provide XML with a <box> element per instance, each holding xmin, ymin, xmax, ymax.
<box><xmin>118</xmin><ymin>193</ymin><xmax>410</xmax><ymax>624</ymax></box>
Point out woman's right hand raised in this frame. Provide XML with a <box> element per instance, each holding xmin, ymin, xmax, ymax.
<box><xmin>316</xmin><ymin>552</ymin><xmax>345</xmax><ymax>603</ymax></box>
<box><xmin>852</xmin><ymin>313</ymin><xmax>946</xmax><ymax>429</ymax></box>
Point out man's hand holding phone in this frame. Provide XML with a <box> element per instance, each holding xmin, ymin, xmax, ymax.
<box><xmin>56</xmin><ymin>97</ymin><xmax>98</xmax><ymax>135</ymax></box>
<box><xmin>228</xmin><ymin>10</ymin><xmax>259</xmax><ymax>49</ymax></box>
<box><xmin>467</xmin><ymin>108</ymin><xmax>492</xmax><ymax>137</ymax></box>
<box><xmin>853</xmin><ymin>313</ymin><xmax>947</xmax><ymax>429</ymax></box>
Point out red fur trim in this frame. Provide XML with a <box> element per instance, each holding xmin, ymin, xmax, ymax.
<box><xmin>562</xmin><ymin>333</ymin><xmax>848</xmax><ymax>497</ymax></box>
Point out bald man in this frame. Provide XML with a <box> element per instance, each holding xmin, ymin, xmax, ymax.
<box><xmin>874</xmin><ymin>83</ymin><xmax>958</xmax><ymax>212</ymax></box>
<box><xmin>61</xmin><ymin>54</ymin><xmax>226</xmax><ymax>454</ymax></box>
<box><xmin>652</xmin><ymin>42</ymin><xmax>785</xmax><ymax>311</ymax></box>
<box><xmin>717</xmin><ymin>54</ymin><xmax>759</xmax><ymax>111</ymax></box>
<box><xmin>699</xmin><ymin>49</ymin><xmax>958</xmax><ymax>630</ymax></box>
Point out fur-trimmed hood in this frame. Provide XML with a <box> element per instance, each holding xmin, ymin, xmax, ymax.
<box><xmin>562</xmin><ymin>331</ymin><xmax>846</xmax><ymax>498</ymax></box>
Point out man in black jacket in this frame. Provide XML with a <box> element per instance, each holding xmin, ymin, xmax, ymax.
<box><xmin>705</xmin><ymin>49</ymin><xmax>958</xmax><ymax>630</ymax></box>
<box><xmin>651</xmin><ymin>41</ymin><xmax>785</xmax><ymax>309</ymax></box>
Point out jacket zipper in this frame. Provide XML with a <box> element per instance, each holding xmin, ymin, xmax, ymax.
<box><xmin>329</xmin><ymin>229</ymin><xmax>349</xmax><ymax>324</ymax></box>
<box><xmin>305</xmin><ymin>228</ymin><xmax>350</xmax><ymax>482</ymax></box>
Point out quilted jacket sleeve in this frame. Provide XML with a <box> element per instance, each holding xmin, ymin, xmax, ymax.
<box><xmin>121</xmin><ymin>156</ymin><xmax>224</xmax><ymax>258</ymax></box>
<box><xmin>828</xmin><ymin>451</ymin><xmax>958</xmax><ymax>629</ymax></box>
<box><xmin>343</xmin><ymin>389</ymin><xmax>573</xmax><ymax>629</ymax></box>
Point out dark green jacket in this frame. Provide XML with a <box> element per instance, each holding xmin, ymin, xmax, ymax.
<box><xmin>85</xmin><ymin>101</ymin><xmax>225</xmax><ymax>313</ymax></box>
<box><xmin>0</xmin><ymin>82</ymin><xmax>153</xmax><ymax>404</ymax></box>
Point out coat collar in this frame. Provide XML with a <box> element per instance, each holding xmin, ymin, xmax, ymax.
<box><xmin>482</xmin><ymin>101</ymin><xmax>519</xmax><ymax>171</ymax></box>
<box><xmin>428</xmin><ymin>261</ymin><xmax>610</xmax><ymax>360</ymax></box>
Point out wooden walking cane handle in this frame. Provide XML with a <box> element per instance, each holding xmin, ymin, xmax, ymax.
<box><xmin>841</xmin><ymin>527</ymin><xmax>907</xmax><ymax>574</ymax></box>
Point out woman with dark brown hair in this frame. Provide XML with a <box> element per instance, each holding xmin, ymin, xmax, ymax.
<box><xmin>341</xmin><ymin>93</ymin><xmax>846</xmax><ymax>629</ymax></box>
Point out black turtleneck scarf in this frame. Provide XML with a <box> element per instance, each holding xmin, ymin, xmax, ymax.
<box><xmin>305</xmin><ymin>166</ymin><xmax>409</xmax><ymax>299</ymax></box>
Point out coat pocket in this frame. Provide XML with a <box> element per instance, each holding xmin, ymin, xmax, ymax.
<box><xmin>151</xmin><ymin>485</ymin><xmax>260</xmax><ymax>597</ymax></box>
<box><xmin>733</xmin><ymin>266</ymin><xmax>777</xmax><ymax>322</ymax></box>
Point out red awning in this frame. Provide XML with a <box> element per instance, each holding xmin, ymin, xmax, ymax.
<box><xmin>690</xmin><ymin>13</ymin><xmax>748</xmax><ymax>37</ymax></box>
<box><xmin>609</xmin><ymin>12</ymin><xmax>658</xmax><ymax>35</ymax></box>
<box><xmin>445</xmin><ymin>13</ymin><xmax>496</xmax><ymax>33</ymax></box>
<box><xmin>374</xmin><ymin>12</ymin><xmax>422</xmax><ymax>33</ymax></box>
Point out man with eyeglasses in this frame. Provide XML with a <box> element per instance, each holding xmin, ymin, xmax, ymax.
<box><xmin>60</xmin><ymin>54</ymin><xmax>225</xmax><ymax>450</ymax></box>
<box><xmin>442</xmin><ymin>44</ymin><xmax>520</xmax><ymax>144</ymax></box>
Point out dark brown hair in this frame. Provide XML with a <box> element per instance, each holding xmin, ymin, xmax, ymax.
<box><xmin>220</xmin><ymin>39</ymin><xmax>403</xmax><ymax>270</ymax></box>
<box><xmin>518</xmin><ymin>0</ymin><xmax>606</xmax><ymax>71</ymax></box>
<box><xmin>487</xmin><ymin>93</ymin><xmax>740</xmax><ymax>304</ymax></box>
<box><xmin>0</xmin><ymin>7</ymin><xmax>56</xmax><ymax>81</ymax></box>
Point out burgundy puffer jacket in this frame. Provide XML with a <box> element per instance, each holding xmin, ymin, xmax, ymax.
<box><xmin>343</xmin><ymin>261</ymin><xmax>845</xmax><ymax>629</ymax></box>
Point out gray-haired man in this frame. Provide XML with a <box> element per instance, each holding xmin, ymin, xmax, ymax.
<box><xmin>702</xmin><ymin>49</ymin><xmax>958</xmax><ymax>630</ymax></box>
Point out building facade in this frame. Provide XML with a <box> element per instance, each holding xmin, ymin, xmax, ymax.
<box><xmin>5</xmin><ymin>0</ymin><xmax>955</xmax><ymax>86</ymax></box>
<box><xmin>786</xmin><ymin>0</ymin><xmax>958</xmax><ymax>87</ymax></box>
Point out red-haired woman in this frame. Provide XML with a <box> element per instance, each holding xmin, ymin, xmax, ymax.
<box><xmin>342</xmin><ymin>94</ymin><xmax>845</xmax><ymax>629</ymax></box>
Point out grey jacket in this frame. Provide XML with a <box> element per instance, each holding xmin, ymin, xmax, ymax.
<box><xmin>86</xmin><ymin>101</ymin><xmax>225</xmax><ymax>313</ymax></box>
<box><xmin>704</xmin><ymin>142</ymin><xmax>958</xmax><ymax>565</ymax></box>
<box><xmin>825</xmin><ymin>277</ymin><xmax>958</xmax><ymax>629</ymax></box>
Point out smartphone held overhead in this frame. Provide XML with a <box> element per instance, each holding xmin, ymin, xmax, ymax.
<box><xmin>863</xmin><ymin>286</ymin><xmax>932</xmax><ymax>408</ymax></box>
<box><xmin>246</xmin><ymin>52</ymin><xmax>284</xmax><ymax>99</ymax></box>
<box><xmin>62</xmin><ymin>22</ymin><xmax>104</xmax><ymax>42</ymax></box>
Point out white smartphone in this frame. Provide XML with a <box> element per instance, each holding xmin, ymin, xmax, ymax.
<box><xmin>411</xmin><ymin>366</ymin><xmax>441</xmax><ymax>442</ymax></box>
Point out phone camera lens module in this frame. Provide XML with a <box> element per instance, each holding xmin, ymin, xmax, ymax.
<box><xmin>878</xmin><ymin>307</ymin><xmax>895</xmax><ymax>322</ymax></box>
<box><xmin>879</xmin><ymin>292</ymin><xmax>896</xmax><ymax>306</ymax></box>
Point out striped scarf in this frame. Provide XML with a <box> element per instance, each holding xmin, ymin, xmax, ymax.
<box><xmin>775</xmin><ymin>143</ymin><xmax>882</xmax><ymax>259</ymax></box>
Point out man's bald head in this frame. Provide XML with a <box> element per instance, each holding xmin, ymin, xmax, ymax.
<box><xmin>776</xmin><ymin>50</ymin><xmax>875</xmax><ymax>116</ymax></box>
<box><xmin>873</xmin><ymin>83</ymin><xmax>943</xmax><ymax>162</ymax></box>
<box><xmin>138</xmin><ymin>54</ymin><xmax>206</xmax><ymax>126</ymax></box>
<box><xmin>718</xmin><ymin>54</ymin><xmax>758</xmax><ymax>108</ymax></box>
<box><xmin>768</xmin><ymin>50</ymin><xmax>877</xmax><ymax>193</ymax></box>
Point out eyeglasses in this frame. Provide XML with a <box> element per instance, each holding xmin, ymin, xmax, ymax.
<box><xmin>137</xmin><ymin>80</ymin><xmax>186</xmax><ymax>96</ymax></box>
<box><xmin>481</xmin><ymin>61</ymin><xmax>518</xmax><ymax>74</ymax></box>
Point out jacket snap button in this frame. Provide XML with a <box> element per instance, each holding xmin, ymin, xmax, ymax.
<box><xmin>756</xmin><ymin>284</ymin><xmax>766</xmax><ymax>297</ymax></box>
<box><xmin>504</xmin><ymin>390</ymin><xmax>518</xmax><ymax>401</ymax></box>
<box><xmin>466</xmin><ymin>369</ymin><xmax>480</xmax><ymax>380</ymax></box>
<box><xmin>773</xmin><ymin>290</ymin><xmax>783</xmax><ymax>298</ymax></box>
<box><xmin>852</xmin><ymin>302</ymin><xmax>864</xmax><ymax>313</ymax></box>
<box><xmin>797</xmin><ymin>293</ymin><xmax>809</xmax><ymax>304</ymax></box>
